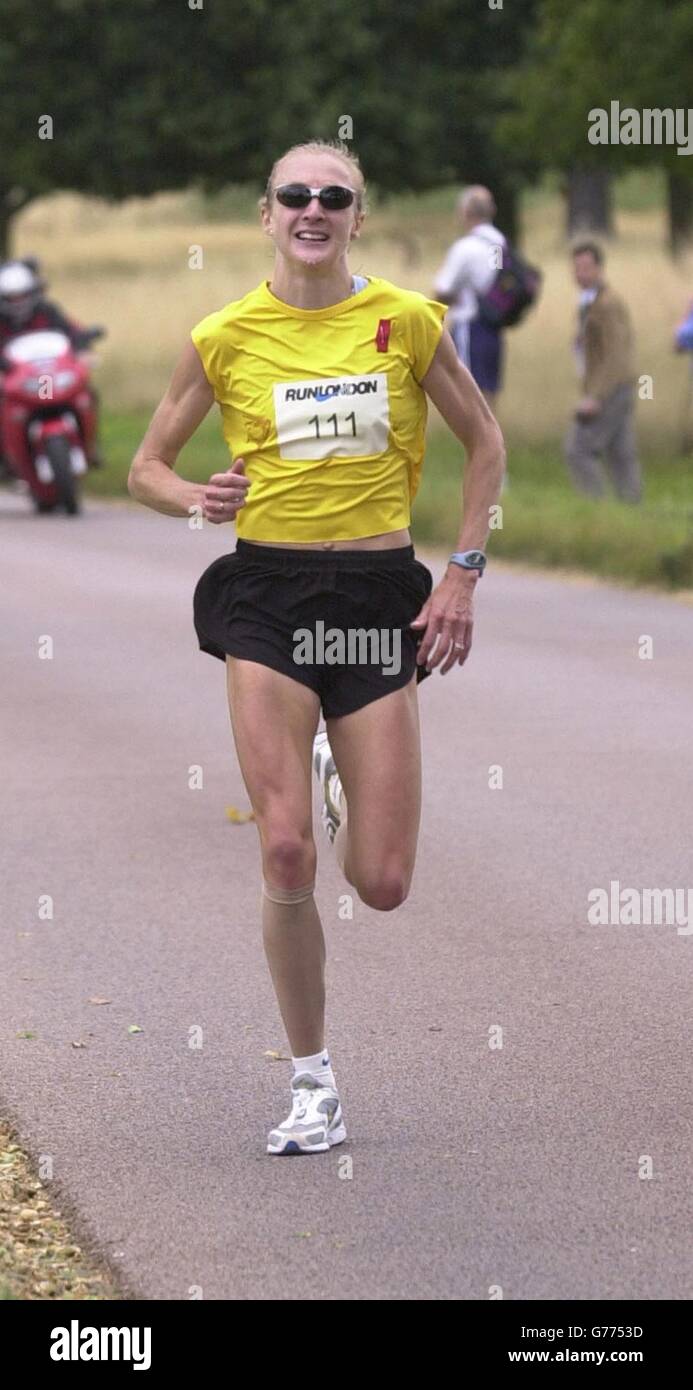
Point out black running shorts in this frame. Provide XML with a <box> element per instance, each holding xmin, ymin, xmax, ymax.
<box><xmin>193</xmin><ymin>540</ymin><xmax>434</xmax><ymax>718</ymax></box>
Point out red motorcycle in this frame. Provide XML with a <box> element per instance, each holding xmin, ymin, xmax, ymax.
<box><xmin>0</xmin><ymin>325</ymin><xmax>104</xmax><ymax>514</ymax></box>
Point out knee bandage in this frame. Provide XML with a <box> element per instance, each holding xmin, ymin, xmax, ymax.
<box><xmin>261</xmin><ymin>879</ymin><xmax>315</xmax><ymax>905</ymax></box>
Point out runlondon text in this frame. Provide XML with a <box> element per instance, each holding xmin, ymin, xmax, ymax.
<box><xmin>284</xmin><ymin>380</ymin><xmax>378</xmax><ymax>401</ymax></box>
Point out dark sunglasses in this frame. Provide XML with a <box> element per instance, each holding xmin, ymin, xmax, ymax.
<box><xmin>274</xmin><ymin>183</ymin><xmax>356</xmax><ymax>211</ymax></box>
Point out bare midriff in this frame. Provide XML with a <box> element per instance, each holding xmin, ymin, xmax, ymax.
<box><xmin>243</xmin><ymin>528</ymin><xmax>412</xmax><ymax>551</ymax></box>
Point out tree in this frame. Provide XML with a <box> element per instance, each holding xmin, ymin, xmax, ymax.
<box><xmin>0</xmin><ymin>0</ymin><xmax>274</xmax><ymax>255</ymax></box>
<box><xmin>499</xmin><ymin>0</ymin><xmax>693</xmax><ymax>249</ymax></box>
<box><xmin>0</xmin><ymin>0</ymin><xmax>541</xmax><ymax>256</ymax></box>
<box><xmin>265</xmin><ymin>0</ymin><xmax>540</xmax><ymax>242</ymax></box>
<box><xmin>565</xmin><ymin>170</ymin><xmax>614</xmax><ymax>239</ymax></box>
<box><xmin>0</xmin><ymin>0</ymin><xmax>93</xmax><ymax>254</ymax></box>
<box><xmin>667</xmin><ymin>174</ymin><xmax>693</xmax><ymax>257</ymax></box>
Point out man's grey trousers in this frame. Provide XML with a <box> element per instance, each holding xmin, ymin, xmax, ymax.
<box><xmin>565</xmin><ymin>384</ymin><xmax>642</xmax><ymax>503</ymax></box>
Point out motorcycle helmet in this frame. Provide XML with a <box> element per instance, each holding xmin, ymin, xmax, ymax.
<box><xmin>0</xmin><ymin>260</ymin><xmax>45</xmax><ymax>326</ymax></box>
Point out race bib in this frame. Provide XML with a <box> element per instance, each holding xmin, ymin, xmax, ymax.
<box><xmin>273</xmin><ymin>373</ymin><xmax>390</xmax><ymax>461</ymax></box>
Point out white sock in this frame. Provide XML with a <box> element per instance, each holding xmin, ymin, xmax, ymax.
<box><xmin>292</xmin><ymin>1047</ymin><xmax>336</xmax><ymax>1090</ymax></box>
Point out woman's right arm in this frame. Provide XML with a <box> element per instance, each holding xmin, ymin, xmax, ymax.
<box><xmin>128</xmin><ymin>340</ymin><xmax>249</xmax><ymax>521</ymax></box>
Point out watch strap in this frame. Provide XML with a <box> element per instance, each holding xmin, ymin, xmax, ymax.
<box><xmin>448</xmin><ymin>550</ymin><xmax>486</xmax><ymax>576</ymax></box>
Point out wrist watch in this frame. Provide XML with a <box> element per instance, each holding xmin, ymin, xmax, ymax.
<box><xmin>448</xmin><ymin>549</ymin><xmax>487</xmax><ymax>578</ymax></box>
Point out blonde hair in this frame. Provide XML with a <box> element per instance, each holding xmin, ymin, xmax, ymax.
<box><xmin>260</xmin><ymin>139</ymin><xmax>368</xmax><ymax>214</ymax></box>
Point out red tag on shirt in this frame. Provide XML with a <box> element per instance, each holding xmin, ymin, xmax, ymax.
<box><xmin>375</xmin><ymin>318</ymin><xmax>391</xmax><ymax>352</ymax></box>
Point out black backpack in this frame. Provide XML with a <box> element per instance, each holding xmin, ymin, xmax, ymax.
<box><xmin>476</xmin><ymin>243</ymin><xmax>542</xmax><ymax>330</ymax></box>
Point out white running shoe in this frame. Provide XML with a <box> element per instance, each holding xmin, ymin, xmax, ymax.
<box><xmin>313</xmin><ymin>730</ymin><xmax>342</xmax><ymax>845</ymax></box>
<box><xmin>267</xmin><ymin>1073</ymin><xmax>347</xmax><ymax>1156</ymax></box>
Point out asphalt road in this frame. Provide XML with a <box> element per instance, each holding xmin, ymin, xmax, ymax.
<box><xmin>1</xmin><ymin>487</ymin><xmax>692</xmax><ymax>1301</ymax></box>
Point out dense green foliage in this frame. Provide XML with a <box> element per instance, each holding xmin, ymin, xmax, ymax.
<box><xmin>1</xmin><ymin>1</ymin><xmax>690</xmax><ymax>246</ymax></box>
<box><xmin>1</xmin><ymin>0</ymin><xmax>538</xmax><ymax>246</ymax></box>
<box><xmin>501</xmin><ymin>0</ymin><xmax>693</xmax><ymax>174</ymax></box>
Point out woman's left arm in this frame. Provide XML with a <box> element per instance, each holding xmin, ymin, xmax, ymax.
<box><xmin>413</xmin><ymin>329</ymin><xmax>506</xmax><ymax>674</ymax></box>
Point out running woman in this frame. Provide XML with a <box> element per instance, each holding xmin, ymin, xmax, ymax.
<box><xmin>128</xmin><ymin>140</ymin><xmax>505</xmax><ymax>1155</ymax></box>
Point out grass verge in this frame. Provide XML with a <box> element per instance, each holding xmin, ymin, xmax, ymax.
<box><xmin>89</xmin><ymin>412</ymin><xmax>693</xmax><ymax>591</ymax></box>
<box><xmin>0</xmin><ymin>1121</ymin><xmax>122</xmax><ymax>1300</ymax></box>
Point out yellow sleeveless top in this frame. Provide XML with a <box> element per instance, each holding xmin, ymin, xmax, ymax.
<box><xmin>191</xmin><ymin>275</ymin><xmax>446</xmax><ymax>542</ymax></box>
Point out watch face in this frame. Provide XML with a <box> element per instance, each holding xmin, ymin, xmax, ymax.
<box><xmin>466</xmin><ymin>551</ymin><xmax>485</xmax><ymax>567</ymax></box>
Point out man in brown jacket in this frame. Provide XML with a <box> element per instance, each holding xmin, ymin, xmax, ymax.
<box><xmin>565</xmin><ymin>240</ymin><xmax>641</xmax><ymax>503</ymax></box>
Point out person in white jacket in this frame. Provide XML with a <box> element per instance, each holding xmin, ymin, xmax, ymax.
<box><xmin>433</xmin><ymin>186</ymin><xmax>506</xmax><ymax>413</ymax></box>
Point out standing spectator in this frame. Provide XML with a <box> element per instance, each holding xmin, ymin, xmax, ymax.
<box><xmin>433</xmin><ymin>186</ymin><xmax>507</xmax><ymax>413</ymax></box>
<box><xmin>565</xmin><ymin>240</ymin><xmax>641</xmax><ymax>503</ymax></box>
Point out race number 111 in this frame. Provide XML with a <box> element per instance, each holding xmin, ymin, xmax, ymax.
<box><xmin>307</xmin><ymin>412</ymin><xmax>357</xmax><ymax>439</ymax></box>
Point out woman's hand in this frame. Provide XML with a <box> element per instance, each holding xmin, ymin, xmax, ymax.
<box><xmin>202</xmin><ymin>457</ymin><xmax>251</xmax><ymax>524</ymax></box>
<box><xmin>411</xmin><ymin>567</ymin><xmax>476</xmax><ymax>674</ymax></box>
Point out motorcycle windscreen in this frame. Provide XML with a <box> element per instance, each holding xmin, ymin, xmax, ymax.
<box><xmin>4</xmin><ymin>330</ymin><xmax>71</xmax><ymax>363</ymax></box>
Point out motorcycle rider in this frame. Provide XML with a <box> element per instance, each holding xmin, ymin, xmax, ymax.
<box><xmin>0</xmin><ymin>259</ymin><xmax>88</xmax><ymax>349</ymax></box>
<box><xmin>0</xmin><ymin>259</ymin><xmax>104</xmax><ymax>476</ymax></box>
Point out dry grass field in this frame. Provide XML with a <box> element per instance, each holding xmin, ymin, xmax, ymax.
<box><xmin>14</xmin><ymin>181</ymin><xmax>693</xmax><ymax>450</ymax></box>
